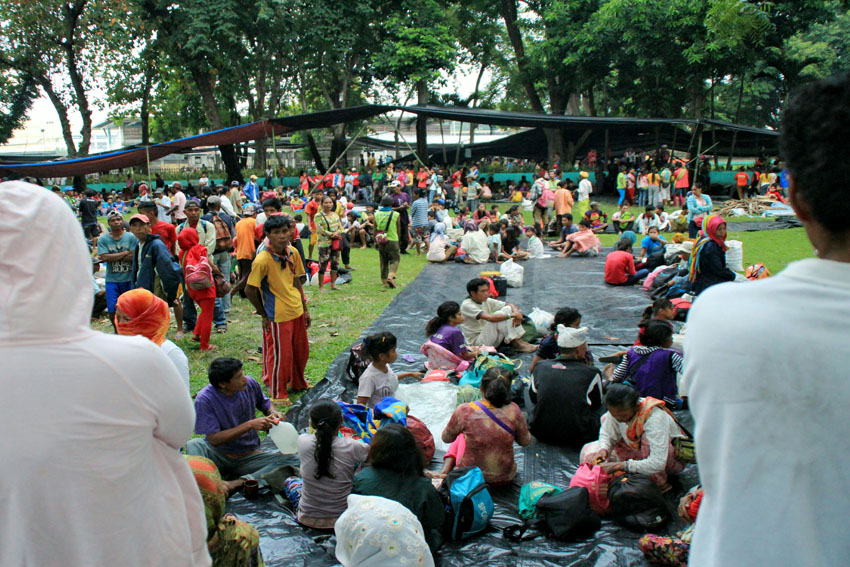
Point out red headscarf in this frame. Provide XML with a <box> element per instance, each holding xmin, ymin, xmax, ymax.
<box><xmin>701</xmin><ymin>214</ymin><xmax>727</xmax><ymax>251</ymax></box>
<box><xmin>177</xmin><ymin>226</ymin><xmax>207</xmax><ymax>267</ymax></box>
<box><xmin>115</xmin><ymin>289</ymin><xmax>170</xmax><ymax>345</ymax></box>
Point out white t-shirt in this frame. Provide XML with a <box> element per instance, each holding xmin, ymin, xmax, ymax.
<box><xmin>578</xmin><ymin>178</ymin><xmax>593</xmax><ymax>201</ymax></box>
<box><xmin>527</xmin><ymin>235</ymin><xmax>545</xmax><ymax>258</ymax></box>
<box><xmin>461</xmin><ymin>230</ymin><xmax>490</xmax><ymax>264</ymax></box>
<box><xmin>357</xmin><ymin>363</ymin><xmax>399</xmax><ymax>407</ymax></box>
<box><xmin>685</xmin><ymin>258</ymin><xmax>850</xmax><ymax>567</ymax></box>
<box><xmin>161</xmin><ymin>339</ymin><xmax>190</xmax><ymax>392</ymax></box>
<box><xmin>427</xmin><ymin>234</ymin><xmax>449</xmax><ymax>262</ymax></box>
<box><xmin>155</xmin><ymin>195</ymin><xmax>172</xmax><ymax>223</ymax></box>
<box><xmin>460</xmin><ymin>297</ymin><xmax>506</xmax><ymax>344</ymax></box>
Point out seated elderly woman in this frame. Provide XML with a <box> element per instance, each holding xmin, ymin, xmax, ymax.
<box><xmin>115</xmin><ymin>288</ymin><xmax>190</xmax><ymax>392</ymax></box>
<box><xmin>459</xmin><ymin>220</ymin><xmax>490</xmax><ymax>264</ymax></box>
<box><xmin>426</xmin><ymin>222</ymin><xmax>458</xmax><ymax>263</ymax></box>
<box><xmin>581</xmin><ymin>383</ymin><xmax>686</xmax><ymax>487</ymax></box>
<box><xmin>687</xmin><ymin>214</ymin><xmax>736</xmax><ymax>295</ymax></box>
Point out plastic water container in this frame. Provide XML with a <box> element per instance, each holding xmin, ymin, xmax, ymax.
<box><xmin>268</xmin><ymin>422</ymin><xmax>299</xmax><ymax>454</ymax></box>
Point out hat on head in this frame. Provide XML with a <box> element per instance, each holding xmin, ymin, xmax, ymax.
<box><xmin>250</xmin><ymin>174</ymin><xmax>258</xmax><ymax>180</ymax></box>
<box><xmin>556</xmin><ymin>325</ymin><xmax>589</xmax><ymax>348</ymax></box>
<box><xmin>107</xmin><ymin>211</ymin><xmax>124</xmax><ymax>220</ymax></box>
<box><xmin>184</xmin><ymin>199</ymin><xmax>201</xmax><ymax>209</ymax></box>
<box><xmin>128</xmin><ymin>213</ymin><xmax>150</xmax><ymax>225</ymax></box>
<box><xmin>92</xmin><ymin>257</ymin><xmax>102</xmax><ymax>264</ymax></box>
<box><xmin>154</xmin><ymin>187</ymin><xmax>164</xmax><ymax>193</ymax></box>
<box><xmin>138</xmin><ymin>183</ymin><xmax>148</xmax><ymax>192</ymax></box>
<box><xmin>389</xmin><ymin>180</ymin><xmax>401</xmax><ymax>187</ymax></box>
<box><xmin>138</xmin><ymin>200</ymin><xmax>156</xmax><ymax>210</ymax></box>
<box><xmin>243</xmin><ymin>203</ymin><xmax>257</xmax><ymax>214</ymax></box>
<box><xmin>436</xmin><ymin>199</ymin><xmax>445</xmax><ymax>205</ymax></box>
<box><xmin>207</xmin><ymin>195</ymin><xmax>222</xmax><ymax>205</ymax></box>
<box><xmin>580</xmin><ymin>171</ymin><xmax>589</xmax><ymax>178</ymax></box>
<box><xmin>680</xmin><ymin>241</ymin><xmax>694</xmax><ymax>254</ymax></box>
<box><xmin>231</xmin><ymin>180</ymin><xmax>240</xmax><ymax>186</ymax></box>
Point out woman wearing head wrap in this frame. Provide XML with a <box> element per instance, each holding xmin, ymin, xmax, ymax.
<box><xmin>687</xmin><ymin>214</ymin><xmax>736</xmax><ymax>295</ymax></box>
<box><xmin>116</xmin><ymin>288</ymin><xmax>190</xmax><ymax>391</ymax></box>
<box><xmin>426</xmin><ymin>222</ymin><xmax>457</xmax><ymax>263</ymax></box>
<box><xmin>186</xmin><ymin>456</ymin><xmax>263</xmax><ymax>567</ymax></box>
<box><xmin>178</xmin><ymin>226</ymin><xmax>219</xmax><ymax>351</ymax></box>
<box><xmin>575</xmin><ymin>170</ymin><xmax>593</xmax><ymax>221</ymax></box>
<box><xmin>334</xmin><ymin>494</ymin><xmax>434</xmax><ymax>567</ymax></box>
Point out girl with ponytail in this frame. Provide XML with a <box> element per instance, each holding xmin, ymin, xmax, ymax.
<box><xmin>636</xmin><ymin>298</ymin><xmax>676</xmax><ymax>346</ymax></box>
<box><xmin>424</xmin><ymin>301</ymin><xmax>475</xmax><ymax>361</ymax></box>
<box><xmin>441</xmin><ymin>367</ymin><xmax>531</xmax><ymax>486</ymax></box>
<box><xmin>293</xmin><ymin>401</ymin><xmax>370</xmax><ymax>529</ymax></box>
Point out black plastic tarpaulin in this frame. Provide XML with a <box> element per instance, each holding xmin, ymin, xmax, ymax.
<box><xmin>227</xmin><ymin>252</ymin><xmax>699</xmax><ymax>567</ymax></box>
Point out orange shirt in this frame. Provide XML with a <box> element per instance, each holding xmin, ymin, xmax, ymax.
<box><xmin>735</xmin><ymin>171</ymin><xmax>749</xmax><ymax>186</ymax></box>
<box><xmin>553</xmin><ymin>188</ymin><xmax>574</xmax><ymax>215</ymax></box>
<box><xmin>234</xmin><ymin>217</ymin><xmax>258</xmax><ymax>260</ymax></box>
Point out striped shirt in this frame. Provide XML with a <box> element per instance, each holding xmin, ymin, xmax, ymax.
<box><xmin>410</xmin><ymin>197</ymin><xmax>430</xmax><ymax>228</ymax></box>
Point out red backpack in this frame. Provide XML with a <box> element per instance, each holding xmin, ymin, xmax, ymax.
<box><xmin>211</xmin><ymin>215</ymin><xmax>233</xmax><ymax>252</ymax></box>
<box><xmin>185</xmin><ymin>256</ymin><xmax>214</xmax><ymax>290</ymax></box>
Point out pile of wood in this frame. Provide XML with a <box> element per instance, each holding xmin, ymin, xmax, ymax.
<box><xmin>718</xmin><ymin>196</ymin><xmax>778</xmax><ymax>217</ymax></box>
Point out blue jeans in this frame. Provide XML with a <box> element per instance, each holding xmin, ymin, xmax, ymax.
<box><xmin>105</xmin><ymin>280</ymin><xmax>133</xmax><ymax>313</ymax></box>
<box><xmin>617</xmin><ymin>188</ymin><xmax>626</xmax><ymax>205</ymax></box>
<box><xmin>211</xmin><ymin>251</ymin><xmax>232</xmax><ymax>314</ymax></box>
<box><xmin>637</xmin><ymin>188</ymin><xmax>648</xmax><ymax>206</ymax></box>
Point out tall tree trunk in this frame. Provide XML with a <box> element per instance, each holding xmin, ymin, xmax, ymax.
<box><xmin>191</xmin><ymin>68</ymin><xmax>242</xmax><ymax>182</ymax></box>
<box><xmin>726</xmin><ymin>76</ymin><xmax>746</xmax><ymax>169</ymax></box>
<box><xmin>62</xmin><ymin>0</ymin><xmax>92</xmax><ymax>156</ymax></box>
<box><xmin>328</xmin><ymin>124</ymin><xmax>346</xmax><ymax>169</ymax></box>
<box><xmin>500</xmin><ymin>0</ymin><xmax>544</xmax><ymax>113</ymax></box>
<box><xmin>140</xmin><ymin>68</ymin><xmax>152</xmax><ymax>146</ymax></box>
<box><xmin>306</xmin><ymin>132</ymin><xmax>326</xmax><ymax>173</ymax></box>
<box><xmin>469</xmin><ymin>63</ymin><xmax>487</xmax><ymax>146</ymax></box>
<box><xmin>416</xmin><ymin>79</ymin><xmax>428</xmax><ymax>163</ymax></box>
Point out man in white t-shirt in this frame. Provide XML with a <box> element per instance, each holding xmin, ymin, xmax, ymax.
<box><xmin>459</xmin><ymin>277</ymin><xmax>536</xmax><ymax>352</ymax></box>
<box><xmin>685</xmin><ymin>73</ymin><xmax>850</xmax><ymax>567</ymax></box>
<box><xmin>154</xmin><ymin>188</ymin><xmax>172</xmax><ymax>223</ymax></box>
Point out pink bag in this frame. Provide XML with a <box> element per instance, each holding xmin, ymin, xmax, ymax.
<box><xmin>569</xmin><ymin>463</ymin><xmax>611</xmax><ymax>515</ymax></box>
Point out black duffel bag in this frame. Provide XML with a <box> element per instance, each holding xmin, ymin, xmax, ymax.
<box><xmin>607</xmin><ymin>473</ymin><xmax>670</xmax><ymax>532</ymax></box>
<box><xmin>503</xmin><ymin>486</ymin><xmax>600</xmax><ymax>543</ymax></box>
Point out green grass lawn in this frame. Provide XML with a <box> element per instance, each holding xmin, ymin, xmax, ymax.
<box><xmin>94</xmin><ymin>200</ymin><xmax>811</xmax><ymax>401</ymax></box>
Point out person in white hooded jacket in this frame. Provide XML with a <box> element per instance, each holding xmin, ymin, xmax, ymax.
<box><xmin>0</xmin><ymin>181</ymin><xmax>210</xmax><ymax>567</ymax></box>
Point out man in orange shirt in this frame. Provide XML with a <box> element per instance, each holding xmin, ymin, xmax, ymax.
<box><xmin>231</xmin><ymin>204</ymin><xmax>258</xmax><ymax>298</ymax></box>
<box><xmin>553</xmin><ymin>180</ymin><xmax>574</xmax><ymax>226</ymax></box>
<box><xmin>734</xmin><ymin>167</ymin><xmax>750</xmax><ymax>200</ymax></box>
<box><xmin>303</xmin><ymin>189</ymin><xmax>323</xmax><ymax>260</ymax></box>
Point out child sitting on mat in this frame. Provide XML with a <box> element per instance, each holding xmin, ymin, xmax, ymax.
<box><xmin>356</xmin><ymin>332</ymin><xmax>422</xmax><ymax>408</ymax></box>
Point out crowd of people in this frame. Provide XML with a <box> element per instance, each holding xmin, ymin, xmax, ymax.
<box><xmin>3</xmin><ymin>72</ymin><xmax>849</xmax><ymax>567</ymax></box>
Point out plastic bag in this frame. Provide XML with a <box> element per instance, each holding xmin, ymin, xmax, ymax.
<box><xmin>500</xmin><ymin>258</ymin><xmax>524</xmax><ymax>287</ymax></box>
<box><xmin>725</xmin><ymin>239</ymin><xmax>744</xmax><ymax>272</ymax></box>
<box><xmin>521</xmin><ymin>198</ymin><xmax>534</xmax><ymax>212</ymax></box>
<box><xmin>528</xmin><ymin>307</ymin><xmax>554</xmax><ymax>336</ymax></box>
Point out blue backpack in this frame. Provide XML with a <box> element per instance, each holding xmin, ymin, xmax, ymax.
<box><xmin>438</xmin><ymin>466</ymin><xmax>494</xmax><ymax>540</ymax></box>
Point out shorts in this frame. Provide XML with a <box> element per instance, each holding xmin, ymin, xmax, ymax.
<box><xmin>318</xmin><ymin>245</ymin><xmax>340</xmax><ymax>273</ymax></box>
<box><xmin>105</xmin><ymin>281</ymin><xmax>133</xmax><ymax>313</ymax></box>
<box><xmin>83</xmin><ymin>223</ymin><xmax>100</xmax><ymax>239</ymax></box>
<box><xmin>310</xmin><ymin>230</ymin><xmax>318</xmax><ymax>246</ymax></box>
<box><xmin>411</xmin><ymin>225</ymin><xmax>429</xmax><ymax>243</ymax></box>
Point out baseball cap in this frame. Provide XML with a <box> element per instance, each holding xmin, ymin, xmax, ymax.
<box><xmin>207</xmin><ymin>195</ymin><xmax>222</xmax><ymax>205</ymax></box>
<box><xmin>436</xmin><ymin>199</ymin><xmax>445</xmax><ymax>205</ymax></box>
<box><xmin>137</xmin><ymin>200</ymin><xmax>157</xmax><ymax>210</ymax></box>
<box><xmin>231</xmin><ymin>180</ymin><xmax>240</xmax><ymax>186</ymax></box>
<box><xmin>128</xmin><ymin>213</ymin><xmax>150</xmax><ymax>224</ymax></box>
<box><xmin>107</xmin><ymin>211</ymin><xmax>124</xmax><ymax>220</ymax></box>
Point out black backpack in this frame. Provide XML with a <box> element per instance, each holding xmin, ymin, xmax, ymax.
<box><xmin>503</xmin><ymin>487</ymin><xmax>600</xmax><ymax>543</ymax></box>
<box><xmin>650</xmin><ymin>266</ymin><xmax>680</xmax><ymax>291</ymax></box>
<box><xmin>535</xmin><ymin>487</ymin><xmax>601</xmax><ymax>541</ymax></box>
<box><xmin>345</xmin><ymin>343</ymin><xmax>371</xmax><ymax>384</ymax></box>
<box><xmin>607</xmin><ymin>474</ymin><xmax>670</xmax><ymax>532</ymax></box>
<box><xmin>645</xmin><ymin>250</ymin><xmax>667</xmax><ymax>272</ymax></box>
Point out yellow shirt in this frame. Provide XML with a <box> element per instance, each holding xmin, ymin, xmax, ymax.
<box><xmin>247</xmin><ymin>248</ymin><xmax>306</xmax><ymax>323</ymax></box>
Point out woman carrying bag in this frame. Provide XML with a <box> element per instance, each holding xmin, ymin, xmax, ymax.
<box><xmin>374</xmin><ymin>195</ymin><xmax>401</xmax><ymax>288</ymax></box>
<box><xmin>316</xmin><ymin>195</ymin><xmax>343</xmax><ymax>291</ymax></box>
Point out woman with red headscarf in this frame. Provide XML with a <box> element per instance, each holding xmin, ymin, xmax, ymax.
<box><xmin>115</xmin><ymin>288</ymin><xmax>190</xmax><ymax>391</ymax></box>
<box><xmin>687</xmin><ymin>214</ymin><xmax>736</xmax><ymax>295</ymax></box>
<box><xmin>178</xmin><ymin>226</ymin><xmax>220</xmax><ymax>351</ymax></box>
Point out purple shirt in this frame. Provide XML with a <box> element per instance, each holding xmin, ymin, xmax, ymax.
<box><xmin>431</xmin><ymin>324</ymin><xmax>467</xmax><ymax>357</ymax></box>
<box><xmin>391</xmin><ymin>192</ymin><xmax>410</xmax><ymax>220</ymax></box>
<box><xmin>194</xmin><ymin>377</ymin><xmax>270</xmax><ymax>454</ymax></box>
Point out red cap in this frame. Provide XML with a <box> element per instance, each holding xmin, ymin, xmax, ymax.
<box><xmin>128</xmin><ymin>213</ymin><xmax>150</xmax><ymax>224</ymax></box>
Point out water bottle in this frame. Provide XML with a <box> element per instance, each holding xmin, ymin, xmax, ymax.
<box><xmin>268</xmin><ymin>421</ymin><xmax>299</xmax><ymax>454</ymax></box>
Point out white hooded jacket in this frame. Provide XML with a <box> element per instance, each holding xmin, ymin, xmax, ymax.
<box><xmin>0</xmin><ymin>181</ymin><xmax>210</xmax><ymax>567</ymax></box>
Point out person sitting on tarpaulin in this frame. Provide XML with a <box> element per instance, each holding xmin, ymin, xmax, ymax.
<box><xmin>528</xmin><ymin>325</ymin><xmax>605</xmax><ymax>448</ymax></box>
<box><xmin>459</xmin><ymin>277</ymin><xmax>536</xmax><ymax>353</ymax></box>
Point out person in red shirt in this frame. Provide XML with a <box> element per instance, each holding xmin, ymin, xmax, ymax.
<box><xmin>604</xmin><ymin>238</ymin><xmax>649</xmax><ymax>286</ymax></box>
<box><xmin>734</xmin><ymin>168</ymin><xmax>750</xmax><ymax>200</ymax></box>
<box><xmin>139</xmin><ymin>200</ymin><xmax>177</xmax><ymax>257</ymax></box>
<box><xmin>416</xmin><ymin>167</ymin><xmax>430</xmax><ymax>190</ymax></box>
<box><xmin>303</xmin><ymin>189</ymin><xmax>323</xmax><ymax>260</ymax></box>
